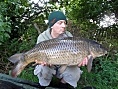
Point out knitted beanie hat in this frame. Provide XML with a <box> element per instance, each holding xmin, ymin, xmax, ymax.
<box><xmin>48</xmin><ymin>11</ymin><xmax>67</xmax><ymax>28</ymax></box>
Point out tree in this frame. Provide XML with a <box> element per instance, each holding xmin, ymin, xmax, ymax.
<box><xmin>0</xmin><ymin>0</ymin><xmax>50</xmax><ymax>45</ymax></box>
<box><xmin>60</xmin><ymin>0</ymin><xmax>118</xmax><ymax>50</ymax></box>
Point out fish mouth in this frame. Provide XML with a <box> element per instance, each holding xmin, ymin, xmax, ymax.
<box><xmin>99</xmin><ymin>50</ymin><xmax>107</xmax><ymax>57</ymax></box>
<box><xmin>105</xmin><ymin>51</ymin><xmax>108</xmax><ymax>54</ymax></box>
<box><xmin>103</xmin><ymin>50</ymin><xmax>108</xmax><ymax>55</ymax></box>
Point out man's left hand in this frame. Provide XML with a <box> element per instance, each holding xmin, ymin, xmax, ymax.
<box><xmin>78</xmin><ymin>55</ymin><xmax>91</xmax><ymax>67</ymax></box>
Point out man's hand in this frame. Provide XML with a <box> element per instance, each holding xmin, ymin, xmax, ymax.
<box><xmin>34</xmin><ymin>60</ymin><xmax>52</xmax><ymax>66</ymax></box>
<box><xmin>35</xmin><ymin>60</ymin><xmax>47</xmax><ymax>66</ymax></box>
<box><xmin>78</xmin><ymin>55</ymin><xmax>92</xmax><ymax>67</ymax></box>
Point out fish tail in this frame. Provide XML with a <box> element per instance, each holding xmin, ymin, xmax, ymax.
<box><xmin>8</xmin><ymin>53</ymin><xmax>27</xmax><ymax>77</ymax></box>
<box><xmin>8</xmin><ymin>53</ymin><xmax>24</xmax><ymax>64</ymax></box>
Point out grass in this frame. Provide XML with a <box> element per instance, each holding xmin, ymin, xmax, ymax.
<box><xmin>18</xmin><ymin>66</ymin><xmax>38</xmax><ymax>83</ymax></box>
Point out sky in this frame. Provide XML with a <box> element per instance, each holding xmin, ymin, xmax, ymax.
<box><xmin>99</xmin><ymin>14</ymin><xmax>117</xmax><ymax>27</ymax></box>
<box><xmin>31</xmin><ymin>0</ymin><xmax>45</xmax><ymax>3</ymax></box>
<box><xmin>30</xmin><ymin>0</ymin><xmax>49</xmax><ymax>5</ymax></box>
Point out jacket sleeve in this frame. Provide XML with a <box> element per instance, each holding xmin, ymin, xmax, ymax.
<box><xmin>36</xmin><ymin>32</ymin><xmax>46</xmax><ymax>44</ymax></box>
<box><xmin>36</xmin><ymin>28</ymin><xmax>52</xmax><ymax>44</ymax></box>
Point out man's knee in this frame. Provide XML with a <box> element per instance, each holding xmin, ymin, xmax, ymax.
<box><xmin>34</xmin><ymin>65</ymin><xmax>56</xmax><ymax>86</ymax></box>
<box><xmin>61</xmin><ymin>66</ymin><xmax>83</xmax><ymax>88</ymax></box>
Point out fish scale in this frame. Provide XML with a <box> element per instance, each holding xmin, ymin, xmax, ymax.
<box><xmin>39</xmin><ymin>38</ymin><xmax>85</xmax><ymax>65</ymax></box>
<box><xmin>8</xmin><ymin>37</ymin><xmax>107</xmax><ymax>77</ymax></box>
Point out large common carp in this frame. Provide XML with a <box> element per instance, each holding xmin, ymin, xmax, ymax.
<box><xmin>8</xmin><ymin>37</ymin><xmax>107</xmax><ymax>77</ymax></box>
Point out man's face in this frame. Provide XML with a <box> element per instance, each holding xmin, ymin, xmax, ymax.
<box><xmin>51</xmin><ymin>20</ymin><xmax>67</xmax><ymax>35</ymax></box>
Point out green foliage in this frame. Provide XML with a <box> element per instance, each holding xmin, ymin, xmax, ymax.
<box><xmin>0</xmin><ymin>14</ymin><xmax>11</xmax><ymax>45</ymax></box>
<box><xmin>0</xmin><ymin>0</ymin><xmax>118</xmax><ymax>88</ymax></box>
<box><xmin>76</xmin><ymin>54</ymin><xmax>118</xmax><ymax>89</ymax></box>
<box><xmin>94</xmin><ymin>57</ymin><xmax>118</xmax><ymax>88</ymax></box>
<box><xmin>63</xmin><ymin>0</ymin><xmax>115</xmax><ymax>22</ymax></box>
<box><xmin>18</xmin><ymin>67</ymin><xmax>38</xmax><ymax>82</ymax></box>
<box><xmin>0</xmin><ymin>0</ymin><xmax>30</xmax><ymax>45</ymax></box>
<box><xmin>12</xmin><ymin>26</ymin><xmax>38</xmax><ymax>52</ymax></box>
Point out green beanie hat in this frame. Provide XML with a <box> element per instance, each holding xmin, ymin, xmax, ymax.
<box><xmin>48</xmin><ymin>11</ymin><xmax>67</xmax><ymax>28</ymax></box>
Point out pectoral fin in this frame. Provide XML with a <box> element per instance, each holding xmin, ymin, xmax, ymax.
<box><xmin>87</xmin><ymin>56</ymin><xmax>93</xmax><ymax>72</ymax></box>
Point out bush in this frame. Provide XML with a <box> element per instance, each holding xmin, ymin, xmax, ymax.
<box><xmin>77</xmin><ymin>54</ymin><xmax>118</xmax><ymax>89</ymax></box>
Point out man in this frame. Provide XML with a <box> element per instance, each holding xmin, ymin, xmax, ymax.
<box><xmin>34</xmin><ymin>11</ymin><xmax>88</xmax><ymax>89</ymax></box>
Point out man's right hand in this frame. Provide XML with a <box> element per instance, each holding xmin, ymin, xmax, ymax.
<box><xmin>35</xmin><ymin>60</ymin><xmax>47</xmax><ymax>66</ymax></box>
<box><xmin>35</xmin><ymin>60</ymin><xmax>52</xmax><ymax>66</ymax></box>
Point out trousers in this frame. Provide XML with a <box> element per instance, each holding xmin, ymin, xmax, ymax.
<box><xmin>34</xmin><ymin>65</ymin><xmax>82</xmax><ymax>88</ymax></box>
